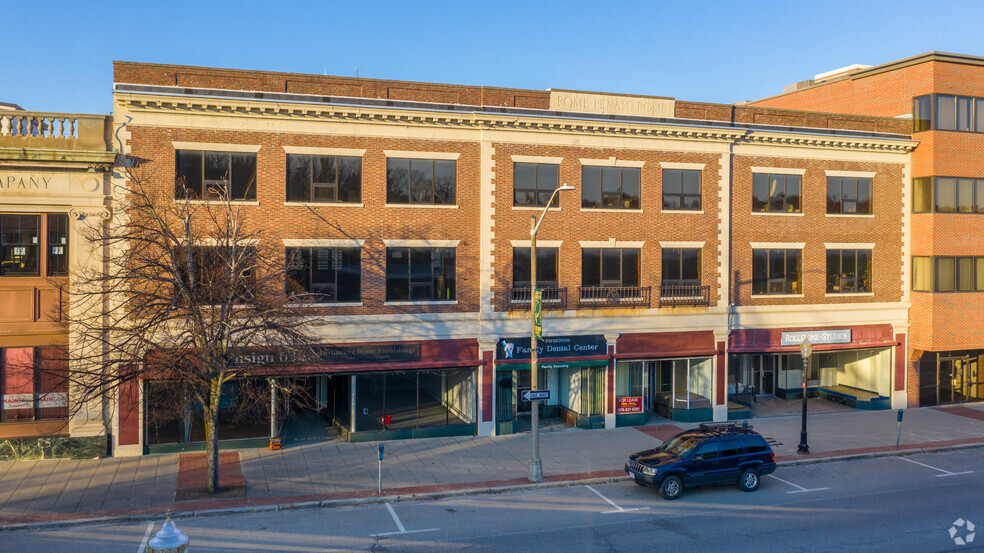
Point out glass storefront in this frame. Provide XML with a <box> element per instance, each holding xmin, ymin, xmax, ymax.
<box><xmin>351</xmin><ymin>368</ymin><xmax>476</xmax><ymax>433</ymax></box>
<box><xmin>918</xmin><ymin>351</ymin><xmax>984</xmax><ymax>406</ymax></box>
<box><xmin>615</xmin><ymin>357</ymin><xmax>713</xmax><ymax>423</ymax></box>
<box><xmin>145</xmin><ymin>378</ymin><xmax>271</xmax><ymax>446</ymax></box>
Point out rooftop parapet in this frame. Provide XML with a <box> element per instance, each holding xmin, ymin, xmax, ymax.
<box><xmin>0</xmin><ymin>111</ymin><xmax>114</xmax><ymax>162</ymax></box>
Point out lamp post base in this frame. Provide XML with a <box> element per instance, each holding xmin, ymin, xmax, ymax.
<box><xmin>528</xmin><ymin>460</ymin><xmax>543</xmax><ymax>482</ymax></box>
<box><xmin>797</xmin><ymin>433</ymin><xmax>810</xmax><ymax>455</ymax></box>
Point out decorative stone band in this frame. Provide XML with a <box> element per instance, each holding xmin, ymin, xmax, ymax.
<box><xmin>69</xmin><ymin>207</ymin><xmax>111</xmax><ymax>220</ymax></box>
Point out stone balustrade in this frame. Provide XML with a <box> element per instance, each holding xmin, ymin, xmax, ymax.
<box><xmin>0</xmin><ymin>111</ymin><xmax>111</xmax><ymax>153</ymax></box>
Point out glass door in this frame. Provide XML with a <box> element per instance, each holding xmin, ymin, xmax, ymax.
<box><xmin>752</xmin><ymin>355</ymin><xmax>776</xmax><ymax>396</ymax></box>
<box><xmin>516</xmin><ymin>370</ymin><xmax>532</xmax><ymax>414</ymax></box>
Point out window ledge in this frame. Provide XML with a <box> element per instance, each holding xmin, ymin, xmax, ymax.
<box><xmin>824</xmin><ymin>292</ymin><xmax>875</xmax><ymax>297</ymax></box>
<box><xmin>751</xmin><ymin>211</ymin><xmax>803</xmax><ymax>217</ymax></box>
<box><xmin>826</xmin><ymin>213</ymin><xmax>874</xmax><ymax>218</ymax></box>
<box><xmin>661</xmin><ymin>209</ymin><xmax>704</xmax><ymax>214</ymax></box>
<box><xmin>183</xmin><ymin>200</ymin><xmax>260</xmax><ymax>205</ymax></box>
<box><xmin>385</xmin><ymin>300</ymin><xmax>459</xmax><ymax>306</ymax></box>
<box><xmin>288</xmin><ymin>302</ymin><xmax>364</xmax><ymax>307</ymax></box>
<box><xmin>581</xmin><ymin>208</ymin><xmax>644</xmax><ymax>213</ymax></box>
<box><xmin>285</xmin><ymin>202</ymin><xmax>365</xmax><ymax>208</ymax></box>
<box><xmin>384</xmin><ymin>204</ymin><xmax>459</xmax><ymax>209</ymax></box>
<box><xmin>750</xmin><ymin>293</ymin><xmax>805</xmax><ymax>298</ymax></box>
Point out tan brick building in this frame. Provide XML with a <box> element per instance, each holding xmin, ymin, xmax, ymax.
<box><xmin>750</xmin><ymin>51</ymin><xmax>984</xmax><ymax>408</ymax></box>
<box><xmin>110</xmin><ymin>62</ymin><xmax>915</xmax><ymax>455</ymax></box>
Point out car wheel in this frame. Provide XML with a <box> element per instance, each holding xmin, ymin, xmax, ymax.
<box><xmin>738</xmin><ymin>468</ymin><xmax>760</xmax><ymax>492</ymax></box>
<box><xmin>659</xmin><ymin>475</ymin><xmax>683</xmax><ymax>500</ymax></box>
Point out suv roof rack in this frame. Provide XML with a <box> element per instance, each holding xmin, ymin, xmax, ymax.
<box><xmin>698</xmin><ymin>421</ymin><xmax>753</xmax><ymax>433</ymax></box>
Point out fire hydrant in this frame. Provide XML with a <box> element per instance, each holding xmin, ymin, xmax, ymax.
<box><xmin>146</xmin><ymin>514</ymin><xmax>189</xmax><ymax>553</ymax></box>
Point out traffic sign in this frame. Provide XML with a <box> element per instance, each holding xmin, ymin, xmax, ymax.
<box><xmin>522</xmin><ymin>389</ymin><xmax>551</xmax><ymax>401</ymax></box>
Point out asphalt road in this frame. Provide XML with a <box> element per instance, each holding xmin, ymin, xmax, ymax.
<box><xmin>3</xmin><ymin>449</ymin><xmax>984</xmax><ymax>553</ymax></box>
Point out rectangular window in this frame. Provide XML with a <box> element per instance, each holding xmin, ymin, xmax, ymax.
<box><xmin>286</xmin><ymin>247</ymin><xmax>361</xmax><ymax>303</ymax></box>
<box><xmin>286</xmin><ymin>155</ymin><xmax>362</xmax><ymax>203</ymax></box>
<box><xmin>662</xmin><ymin>169</ymin><xmax>702</xmax><ymax>211</ymax></box>
<box><xmin>958</xmin><ymin>97</ymin><xmax>974</xmax><ymax>132</ymax></box>
<box><xmin>581</xmin><ymin>166</ymin><xmax>640</xmax><ymax>209</ymax></box>
<box><xmin>913</xmin><ymin>178</ymin><xmax>932</xmax><ymax>213</ymax></box>
<box><xmin>514</xmin><ymin>162</ymin><xmax>560</xmax><ymax>207</ymax></box>
<box><xmin>937</xmin><ymin>95</ymin><xmax>957</xmax><ymax>131</ymax></box>
<box><xmin>936</xmin><ymin>257</ymin><xmax>956</xmax><ymax>292</ymax></box>
<box><xmin>977</xmin><ymin>98</ymin><xmax>984</xmax><ymax>132</ymax></box>
<box><xmin>826</xmin><ymin>249</ymin><xmax>872</xmax><ymax>293</ymax></box>
<box><xmin>385</xmin><ymin>247</ymin><xmax>456</xmax><ymax>301</ymax></box>
<box><xmin>661</xmin><ymin>248</ymin><xmax>701</xmax><ymax>285</ymax></box>
<box><xmin>386</xmin><ymin>159</ymin><xmax>456</xmax><ymax>205</ymax></box>
<box><xmin>0</xmin><ymin>347</ymin><xmax>68</xmax><ymax>422</ymax></box>
<box><xmin>916</xmin><ymin>177</ymin><xmax>984</xmax><ymax>213</ymax></box>
<box><xmin>936</xmin><ymin>177</ymin><xmax>957</xmax><ymax>212</ymax></box>
<box><xmin>177</xmin><ymin>246</ymin><xmax>257</xmax><ymax>304</ymax></box>
<box><xmin>751</xmin><ymin>248</ymin><xmax>801</xmax><ymax>295</ymax></box>
<box><xmin>912</xmin><ymin>256</ymin><xmax>932</xmax><ymax>292</ymax></box>
<box><xmin>0</xmin><ymin>214</ymin><xmax>40</xmax><ymax>276</ymax></box>
<box><xmin>581</xmin><ymin>248</ymin><xmax>640</xmax><ymax>287</ymax></box>
<box><xmin>46</xmin><ymin>214</ymin><xmax>68</xmax><ymax>277</ymax></box>
<box><xmin>827</xmin><ymin>177</ymin><xmax>872</xmax><ymax>214</ymax></box>
<box><xmin>913</xmin><ymin>95</ymin><xmax>932</xmax><ymax>132</ymax></box>
<box><xmin>175</xmin><ymin>150</ymin><xmax>257</xmax><ymax>201</ymax></box>
<box><xmin>752</xmin><ymin>173</ymin><xmax>801</xmax><ymax>213</ymax></box>
<box><xmin>512</xmin><ymin>247</ymin><xmax>558</xmax><ymax>287</ymax></box>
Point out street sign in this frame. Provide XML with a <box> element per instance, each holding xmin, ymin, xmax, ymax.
<box><xmin>533</xmin><ymin>288</ymin><xmax>543</xmax><ymax>340</ymax></box>
<box><xmin>522</xmin><ymin>389</ymin><xmax>551</xmax><ymax>401</ymax></box>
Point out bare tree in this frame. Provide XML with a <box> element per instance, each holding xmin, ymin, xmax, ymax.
<box><xmin>66</xmin><ymin>163</ymin><xmax>318</xmax><ymax>495</ymax></box>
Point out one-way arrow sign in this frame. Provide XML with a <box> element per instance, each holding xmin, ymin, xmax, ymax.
<box><xmin>522</xmin><ymin>389</ymin><xmax>551</xmax><ymax>401</ymax></box>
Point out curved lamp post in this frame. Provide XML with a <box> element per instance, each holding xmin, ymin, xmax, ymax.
<box><xmin>797</xmin><ymin>338</ymin><xmax>813</xmax><ymax>455</ymax></box>
<box><xmin>529</xmin><ymin>183</ymin><xmax>575</xmax><ymax>482</ymax></box>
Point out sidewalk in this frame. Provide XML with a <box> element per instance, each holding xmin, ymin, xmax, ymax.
<box><xmin>2</xmin><ymin>403</ymin><xmax>984</xmax><ymax>529</ymax></box>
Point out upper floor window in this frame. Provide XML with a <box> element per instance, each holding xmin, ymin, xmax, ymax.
<box><xmin>177</xmin><ymin>246</ymin><xmax>256</xmax><ymax>305</ymax></box>
<box><xmin>286</xmin><ymin>247</ymin><xmax>361</xmax><ymax>303</ymax></box>
<box><xmin>582</xmin><ymin>248</ymin><xmax>640</xmax><ymax>288</ymax></box>
<box><xmin>913</xmin><ymin>177</ymin><xmax>984</xmax><ymax>213</ymax></box>
<box><xmin>46</xmin><ymin>214</ymin><xmax>68</xmax><ymax>277</ymax></box>
<box><xmin>752</xmin><ymin>173</ymin><xmax>801</xmax><ymax>213</ymax></box>
<box><xmin>514</xmin><ymin>163</ymin><xmax>559</xmax><ymax>207</ymax></box>
<box><xmin>913</xmin><ymin>94</ymin><xmax>984</xmax><ymax>133</ymax></box>
<box><xmin>913</xmin><ymin>255</ymin><xmax>984</xmax><ymax>293</ymax></box>
<box><xmin>662</xmin><ymin>169</ymin><xmax>702</xmax><ymax>211</ymax></box>
<box><xmin>386</xmin><ymin>159</ymin><xmax>456</xmax><ymax>205</ymax></box>
<box><xmin>385</xmin><ymin>247</ymin><xmax>455</xmax><ymax>301</ymax></box>
<box><xmin>512</xmin><ymin>247</ymin><xmax>558</xmax><ymax>287</ymax></box>
<box><xmin>175</xmin><ymin>150</ymin><xmax>257</xmax><ymax>201</ymax></box>
<box><xmin>827</xmin><ymin>177</ymin><xmax>872</xmax><ymax>215</ymax></box>
<box><xmin>286</xmin><ymin>155</ymin><xmax>361</xmax><ymax>203</ymax></box>
<box><xmin>1</xmin><ymin>214</ymin><xmax>40</xmax><ymax>276</ymax></box>
<box><xmin>826</xmin><ymin>249</ymin><xmax>872</xmax><ymax>293</ymax></box>
<box><xmin>661</xmin><ymin>248</ymin><xmax>700</xmax><ymax>286</ymax></box>
<box><xmin>581</xmin><ymin>166</ymin><xmax>640</xmax><ymax>209</ymax></box>
<box><xmin>751</xmin><ymin>248</ymin><xmax>801</xmax><ymax>295</ymax></box>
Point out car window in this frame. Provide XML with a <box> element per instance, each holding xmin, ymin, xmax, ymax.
<box><xmin>661</xmin><ymin>435</ymin><xmax>699</xmax><ymax>456</ymax></box>
<box><xmin>740</xmin><ymin>435</ymin><xmax>769</xmax><ymax>453</ymax></box>
<box><xmin>693</xmin><ymin>441</ymin><xmax>719</xmax><ymax>460</ymax></box>
<box><xmin>719</xmin><ymin>438</ymin><xmax>741</xmax><ymax>457</ymax></box>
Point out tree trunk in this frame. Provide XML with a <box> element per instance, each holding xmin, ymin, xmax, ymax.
<box><xmin>204</xmin><ymin>384</ymin><xmax>222</xmax><ymax>495</ymax></box>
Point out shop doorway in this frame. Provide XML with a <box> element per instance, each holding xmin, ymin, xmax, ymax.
<box><xmin>937</xmin><ymin>357</ymin><xmax>983</xmax><ymax>404</ymax></box>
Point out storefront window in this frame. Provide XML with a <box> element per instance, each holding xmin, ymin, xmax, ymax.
<box><xmin>652</xmin><ymin>358</ymin><xmax>712</xmax><ymax>413</ymax></box>
<box><xmin>353</xmin><ymin>369</ymin><xmax>476</xmax><ymax>432</ymax></box>
<box><xmin>145</xmin><ymin>378</ymin><xmax>271</xmax><ymax>445</ymax></box>
<box><xmin>0</xmin><ymin>347</ymin><xmax>68</xmax><ymax>422</ymax></box>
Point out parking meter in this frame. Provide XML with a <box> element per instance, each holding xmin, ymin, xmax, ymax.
<box><xmin>377</xmin><ymin>444</ymin><xmax>385</xmax><ymax>493</ymax></box>
<box><xmin>378</xmin><ymin>444</ymin><xmax>384</xmax><ymax>460</ymax></box>
<box><xmin>896</xmin><ymin>409</ymin><xmax>904</xmax><ymax>449</ymax></box>
<box><xmin>897</xmin><ymin>409</ymin><xmax>904</xmax><ymax>422</ymax></box>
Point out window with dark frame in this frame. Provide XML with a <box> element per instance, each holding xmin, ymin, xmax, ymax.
<box><xmin>912</xmin><ymin>255</ymin><xmax>984</xmax><ymax>293</ymax></box>
<box><xmin>512</xmin><ymin>247</ymin><xmax>558</xmax><ymax>288</ymax></box>
<box><xmin>752</xmin><ymin>173</ymin><xmax>801</xmax><ymax>213</ymax></box>
<box><xmin>581</xmin><ymin>166</ymin><xmax>640</xmax><ymax>209</ymax></box>
<box><xmin>662</xmin><ymin>169</ymin><xmax>702</xmax><ymax>210</ymax></box>
<box><xmin>581</xmin><ymin>248</ymin><xmax>640</xmax><ymax>288</ymax></box>
<box><xmin>46</xmin><ymin>214</ymin><xmax>68</xmax><ymax>276</ymax></box>
<box><xmin>175</xmin><ymin>150</ymin><xmax>257</xmax><ymax>201</ymax></box>
<box><xmin>826</xmin><ymin>249</ymin><xmax>872</xmax><ymax>293</ymax></box>
<box><xmin>0</xmin><ymin>214</ymin><xmax>40</xmax><ymax>276</ymax></box>
<box><xmin>827</xmin><ymin>177</ymin><xmax>872</xmax><ymax>214</ymax></box>
<box><xmin>286</xmin><ymin>247</ymin><xmax>361</xmax><ymax>303</ymax></box>
<box><xmin>751</xmin><ymin>249</ymin><xmax>802</xmax><ymax>295</ymax></box>
<box><xmin>286</xmin><ymin>155</ymin><xmax>362</xmax><ymax>203</ymax></box>
<box><xmin>177</xmin><ymin>246</ymin><xmax>257</xmax><ymax>305</ymax></box>
<box><xmin>913</xmin><ymin>177</ymin><xmax>984</xmax><ymax>213</ymax></box>
<box><xmin>661</xmin><ymin>248</ymin><xmax>701</xmax><ymax>286</ymax></box>
<box><xmin>0</xmin><ymin>346</ymin><xmax>69</xmax><ymax>422</ymax></box>
<box><xmin>912</xmin><ymin>94</ymin><xmax>984</xmax><ymax>133</ymax></box>
<box><xmin>385</xmin><ymin>247</ymin><xmax>456</xmax><ymax>301</ymax></box>
<box><xmin>513</xmin><ymin>162</ymin><xmax>560</xmax><ymax>207</ymax></box>
<box><xmin>385</xmin><ymin>158</ymin><xmax>456</xmax><ymax>205</ymax></box>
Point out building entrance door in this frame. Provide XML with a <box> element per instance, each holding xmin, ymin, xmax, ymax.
<box><xmin>751</xmin><ymin>355</ymin><xmax>776</xmax><ymax>396</ymax></box>
<box><xmin>516</xmin><ymin>370</ymin><xmax>532</xmax><ymax>415</ymax></box>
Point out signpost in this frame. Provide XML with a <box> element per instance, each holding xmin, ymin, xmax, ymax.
<box><xmin>522</xmin><ymin>389</ymin><xmax>551</xmax><ymax>402</ymax></box>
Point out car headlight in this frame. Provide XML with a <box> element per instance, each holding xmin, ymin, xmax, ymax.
<box><xmin>642</xmin><ymin>466</ymin><xmax>658</xmax><ymax>476</ymax></box>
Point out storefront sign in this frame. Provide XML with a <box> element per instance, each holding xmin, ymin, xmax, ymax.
<box><xmin>2</xmin><ymin>394</ymin><xmax>33</xmax><ymax>410</ymax></box>
<box><xmin>37</xmin><ymin>392</ymin><xmax>68</xmax><ymax>408</ymax></box>
<box><xmin>497</xmin><ymin>335</ymin><xmax>607</xmax><ymax>361</ymax></box>
<box><xmin>616</xmin><ymin>396</ymin><xmax>643</xmax><ymax>414</ymax></box>
<box><xmin>780</xmin><ymin>329</ymin><xmax>852</xmax><ymax>346</ymax></box>
<box><xmin>549</xmin><ymin>90</ymin><xmax>674</xmax><ymax>118</ymax></box>
<box><xmin>233</xmin><ymin>343</ymin><xmax>421</xmax><ymax>367</ymax></box>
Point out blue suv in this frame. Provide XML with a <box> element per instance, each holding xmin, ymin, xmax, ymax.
<box><xmin>625</xmin><ymin>422</ymin><xmax>777</xmax><ymax>500</ymax></box>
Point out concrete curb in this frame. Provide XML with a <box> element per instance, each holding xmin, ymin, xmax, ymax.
<box><xmin>4</xmin><ymin>441</ymin><xmax>984</xmax><ymax>532</ymax></box>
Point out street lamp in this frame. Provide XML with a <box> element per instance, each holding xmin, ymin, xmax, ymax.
<box><xmin>797</xmin><ymin>338</ymin><xmax>813</xmax><ymax>455</ymax></box>
<box><xmin>528</xmin><ymin>183</ymin><xmax>575</xmax><ymax>483</ymax></box>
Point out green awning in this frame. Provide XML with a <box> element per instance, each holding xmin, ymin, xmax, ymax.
<box><xmin>496</xmin><ymin>359</ymin><xmax>609</xmax><ymax>371</ymax></box>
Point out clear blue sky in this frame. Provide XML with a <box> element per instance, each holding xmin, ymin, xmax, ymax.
<box><xmin>5</xmin><ymin>0</ymin><xmax>984</xmax><ymax>114</ymax></box>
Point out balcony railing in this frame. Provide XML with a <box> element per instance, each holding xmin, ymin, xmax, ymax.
<box><xmin>0</xmin><ymin>111</ymin><xmax>110</xmax><ymax>152</ymax></box>
<box><xmin>510</xmin><ymin>286</ymin><xmax>568</xmax><ymax>310</ymax></box>
<box><xmin>658</xmin><ymin>284</ymin><xmax>711</xmax><ymax>307</ymax></box>
<box><xmin>577</xmin><ymin>286</ymin><xmax>651</xmax><ymax>309</ymax></box>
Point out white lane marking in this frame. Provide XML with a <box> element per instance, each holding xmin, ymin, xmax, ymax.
<box><xmin>136</xmin><ymin>521</ymin><xmax>154</xmax><ymax>553</ymax></box>
<box><xmin>899</xmin><ymin>456</ymin><xmax>975</xmax><ymax>477</ymax></box>
<box><xmin>586</xmin><ymin>484</ymin><xmax>650</xmax><ymax>514</ymax></box>
<box><xmin>369</xmin><ymin>502</ymin><xmax>440</xmax><ymax>537</ymax></box>
<box><xmin>767</xmin><ymin>474</ymin><xmax>829</xmax><ymax>493</ymax></box>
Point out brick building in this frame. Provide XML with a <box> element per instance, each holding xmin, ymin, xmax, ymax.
<box><xmin>110</xmin><ymin>62</ymin><xmax>915</xmax><ymax>455</ymax></box>
<box><xmin>750</xmin><ymin>51</ymin><xmax>984</xmax><ymax>408</ymax></box>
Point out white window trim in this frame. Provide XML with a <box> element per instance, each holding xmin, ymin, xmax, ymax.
<box><xmin>750</xmin><ymin>167</ymin><xmax>806</xmax><ymax>176</ymax></box>
<box><xmin>513</xmin><ymin>206</ymin><xmax>564</xmax><ymax>212</ymax></box>
<box><xmin>751</xmin><ymin>211</ymin><xmax>804</xmax><ymax>217</ymax></box>
<box><xmin>283</xmin><ymin>146</ymin><xmax>366</xmax><ymax>157</ymax></box>
<box><xmin>824</xmin><ymin>243</ymin><xmax>875</xmax><ymax>250</ymax></box>
<box><xmin>579</xmin><ymin>158</ymin><xmax>645</xmax><ymax>168</ymax></box>
<box><xmin>660</xmin><ymin>162</ymin><xmax>706</xmax><ymax>171</ymax></box>
<box><xmin>385</xmin><ymin>300</ymin><xmax>459</xmax><ymax>306</ymax></box>
<box><xmin>383</xmin><ymin>150</ymin><xmax>460</xmax><ymax>160</ymax></box>
<box><xmin>289</xmin><ymin>302</ymin><xmax>364</xmax><ymax>307</ymax></box>
<box><xmin>383</xmin><ymin>239</ymin><xmax>460</xmax><ymax>248</ymax></box>
<box><xmin>510</xmin><ymin>155</ymin><xmax>563</xmax><ymax>164</ymax></box>
<box><xmin>750</xmin><ymin>242</ymin><xmax>805</xmax><ymax>250</ymax></box>
<box><xmin>825</xmin><ymin>170</ymin><xmax>877</xmax><ymax>178</ymax></box>
<box><xmin>659</xmin><ymin>241</ymin><xmax>705</xmax><ymax>249</ymax></box>
<box><xmin>511</xmin><ymin>240</ymin><xmax>562</xmax><ymax>248</ymax></box>
<box><xmin>661</xmin><ymin>209</ymin><xmax>704</xmax><ymax>215</ymax></box>
<box><xmin>750</xmin><ymin>294</ymin><xmax>805</xmax><ymax>299</ymax></box>
<box><xmin>826</xmin><ymin>213</ymin><xmax>875</xmax><ymax>219</ymax></box>
<box><xmin>384</xmin><ymin>203</ymin><xmax>459</xmax><ymax>209</ymax></box>
<box><xmin>172</xmin><ymin>142</ymin><xmax>261</xmax><ymax>153</ymax></box>
<box><xmin>184</xmin><ymin>200</ymin><xmax>261</xmax><ymax>206</ymax></box>
<box><xmin>282</xmin><ymin>239</ymin><xmax>365</xmax><ymax>248</ymax></box>
<box><xmin>581</xmin><ymin>208</ymin><xmax>644</xmax><ymax>214</ymax></box>
<box><xmin>285</xmin><ymin>202</ymin><xmax>365</xmax><ymax>208</ymax></box>
<box><xmin>824</xmin><ymin>293</ymin><xmax>875</xmax><ymax>298</ymax></box>
<box><xmin>195</xmin><ymin>238</ymin><xmax>260</xmax><ymax>246</ymax></box>
<box><xmin>579</xmin><ymin>240</ymin><xmax>645</xmax><ymax>248</ymax></box>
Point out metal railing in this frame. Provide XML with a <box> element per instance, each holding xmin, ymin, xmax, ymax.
<box><xmin>658</xmin><ymin>284</ymin><xmax>710</xmax><ymax>307</ymax></box>
<box><xmin>576</xmin><ymin>286</ymin><xmax>651</xmax><ymax>308</ymax></box>
<box><xmin>510</xmin><ymin>286</ymin><xmax>567</xmax><ymax>310</ymax></box>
